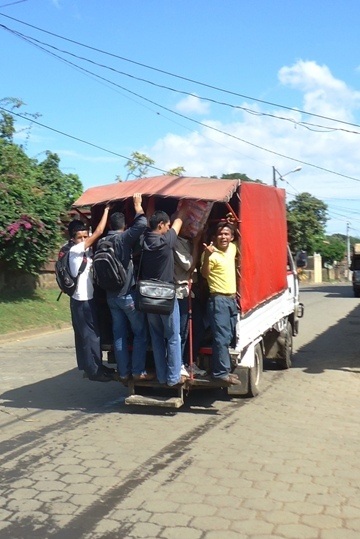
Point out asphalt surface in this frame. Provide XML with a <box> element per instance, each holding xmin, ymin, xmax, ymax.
<box><xmin>0</xmin><ymin>283</ymin><xmax>360</xmax><ymax>539</ymax></box>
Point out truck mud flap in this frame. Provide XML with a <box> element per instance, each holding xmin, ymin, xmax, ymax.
<box><xmin>227</xmin><ymin>366</ymin><xmax>249</xmax><ymax>396</ymax></box>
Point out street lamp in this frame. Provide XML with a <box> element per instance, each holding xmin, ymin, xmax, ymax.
<box><xmin>273</xmin><ymin>166</ymin><xmax>302</xmax><ymax>187</ymax></box>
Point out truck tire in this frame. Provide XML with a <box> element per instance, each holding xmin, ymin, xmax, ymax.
<box><xmin>277</xmin><ymin>321</ymin><xmax>293</xmax><ymax>369</ymax></box>
<box><xmin>247</xmin><ymin>343</ymin><xmax>263</xmax><ymax>397</ymax></box>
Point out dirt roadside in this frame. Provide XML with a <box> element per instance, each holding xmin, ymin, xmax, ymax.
<box><xmin>0</xmin><ymin>323</ymin><xmax>72</xmax><ymax>344</ymax></box>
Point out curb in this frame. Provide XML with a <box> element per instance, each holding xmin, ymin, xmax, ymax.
<box><xmin>0</xmin><ymin>324</ymin><xmax>72</xmax><ymax>344</ymax></box>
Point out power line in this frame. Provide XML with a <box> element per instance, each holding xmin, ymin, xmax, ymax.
<box><xmin>2</xmin><ymin>11</ymin><xmax>360</xmax><ymax>131</ymax></box>
<box><xmin>0</xmin><ymin>106</ymin><xmax>169</xmax><ymax>176</ymax></box>
<box><xmin>0</xmin><ymin>0</ymin><xmax>27</xmax><ymax>7</ymax></box>
<box><xmin>3</xmin><ymin>25</ymin><xmax>360</xmax><ymax>185</ymax></box>
<box><xmin>3</xmin><ymin>107</ymin><xmax>360</xmax><ymax>233</ymax></box>
<box><xmin>3</xmin><ymin>22</ymin><xmax>360</xmax><ymax>137</ymax></box>
<box><xmin>2</xmin><ymin>25</ymin><xmax>272</xmax><ymax>170</ymax></box>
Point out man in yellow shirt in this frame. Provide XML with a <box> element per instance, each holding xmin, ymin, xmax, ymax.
<box><xmin>201</xmin><ymin>222</ymin><xmax>240</xmax><ymax>385</ymax></box>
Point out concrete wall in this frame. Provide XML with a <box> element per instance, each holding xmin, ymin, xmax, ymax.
<box><xmin>0</xmin><ymin>261</ymin><xmax>57</xmax><ymax>294</ymax></box>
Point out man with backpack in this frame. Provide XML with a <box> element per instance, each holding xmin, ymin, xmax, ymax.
<box><xmin>96</xmin><ymin>193</ymin><xmax>150</xmax><ymax>383</ymax></box>
<box><xmin>67</xmin><ymin>204</ymin><xmax>116</xmax><ymax>382</ymax></box>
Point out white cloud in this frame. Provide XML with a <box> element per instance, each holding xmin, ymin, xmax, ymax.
<box><xmin>278</xmin><ymin>60</ymin><xmax>360</xmax><ymax>120</ymax></box>
<box><xmin>145</xmin><ymin>60</ymin><xmax>360</xmax><ymax>234</ymax></box>
<box><xmin>175</xmin><ymin>94</ymin><xmax>210</xmax><ymax>115</ymax></box>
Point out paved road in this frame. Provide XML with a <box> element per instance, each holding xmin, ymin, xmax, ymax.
<box><xmin>0</xmin><ymin>283</ymin><xmax>359</xmax><ymax>539</ymax></box>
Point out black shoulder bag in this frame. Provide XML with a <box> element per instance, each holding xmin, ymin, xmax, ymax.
<box><xmin>135</xmin><ymin>247</ymin><xmax>176</xmax><ymax>315</ymax></box>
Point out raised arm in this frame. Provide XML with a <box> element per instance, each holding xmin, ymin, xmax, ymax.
<box><xmin>133</xmin><ymin>193</ymin><xmax>145</xmax><ymax>215</ymax></box>
<box><xmin>171</xmin><ymin>206</ymin><xmax>187</xmax><ymax>236</ymax></box>
<box><xmin>83</xmin><ymin>204</ymin><xmax>111</xmax><ymax>250</ymax></box>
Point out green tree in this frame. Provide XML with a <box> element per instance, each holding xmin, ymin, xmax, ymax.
<box><xmin>287</xmin><ymin>192</ymin><xmax>328</xmax><ymax>255</ymax></box>
<box><xmin>167</xmin><ymin>166</ymin><xmax>186</xmax><ymax>176</ymax></box>
<box><xmin>125</xmin><ymin>151</ymin><xmax>155</xmax><ymax>180</ymax></box>
<box><xmin>0</xmin><ymin>102</ymin><xmax>83</xmax><ymax>275</ymax></box>
<box><xmin>221</xmin><ymin>172</ymin><xmax>252</xmax><ymax>181</ymax></box>
<box><xmin>221</xmin><ymin>172</ymin><xmax>263</xmax><ymax>183</ymax></box>
<box><xmin>37</xmin><ymin>151</ymin><xmax>82</xmax><ymax>210</ymax></box>
<box><xmin>314</xmin><ymin>236</ymin><xmax>346</xmax><ymax>266</ymax></box>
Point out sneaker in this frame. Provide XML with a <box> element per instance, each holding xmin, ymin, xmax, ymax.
<box><xmin>180</xmin><ymin>364</ymin><xmax>190</xmax><ymax>378</ymax></box>
<box><xmin>187</xmin><ymin>364</ymin><xmax>206</xmax><ymax>377</ymax></box>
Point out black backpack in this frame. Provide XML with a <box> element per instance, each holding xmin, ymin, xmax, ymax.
<box><xmin>55</xmin><ymin>242</ymin><xmax>87</xmax><ymax>300</ymax></box>
<box><xmin>93</xmin><ymin>236</ymin><xmax>128</xmax><ymax>292</ymax></box>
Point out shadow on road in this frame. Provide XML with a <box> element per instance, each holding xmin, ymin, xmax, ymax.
<box><xmin>0</xmin><ymin>367</ymin><xmax>126</xmax><ymax>414</ymax></box>
<box><xmin>299</xmin><ymin>283</ymin><xmax>354</xmax><ymax>297</ymax></box>
<box><xmin>1</xmin><ymin>283</ymin><xmax>359</xmax><ymax>414</ymax></box>
<box><xmin>0</xmin><ymin>366</ymin><xmax>233</xmax><ymax>416</ymax></box>
<box><xmin>293</xmin><ymin>284</ymin><xmax>360</xmax><ymax>374</ymax></box>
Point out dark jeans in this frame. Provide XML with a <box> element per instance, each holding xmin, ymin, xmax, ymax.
<box><xmin>207</xmin><ymin>295</ymin><xmax>238</xmax><ymax>379</ymax></box>
<box><xmin>70</xmin><ymin>298</ymin><xmax>103</xmax><ymax>376</ymax></box>
<box><xmin>178</xmin><ymin>297</ymin><xmax>190</xmax><ymax>359</ymax></box>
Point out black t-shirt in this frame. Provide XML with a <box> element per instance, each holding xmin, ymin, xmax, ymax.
<box><xmin>141</xmin><ymin>228</ymin><xmax>177</xmax><ymax>282</ymax></box>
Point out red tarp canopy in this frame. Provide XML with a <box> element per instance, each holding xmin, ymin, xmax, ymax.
<box><xmin>239</xmin><ymin>182</ymin><xmax>288</xmax><ymax>314</ymax></box>
<box><xmin>73</xmin><ymin>176</ymin><xmax>240</xmax><ymax>207</ymax></box>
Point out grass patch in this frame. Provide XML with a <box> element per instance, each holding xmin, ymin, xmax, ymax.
<box><xmin>0</xmin><ymin>288</ymin><xmax>71</xmax><ymax>334</ymax></box>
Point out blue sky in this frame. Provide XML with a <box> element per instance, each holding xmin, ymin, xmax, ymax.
<box><xmin>1</xmin><ymin>0</ymin><xmax>360</xmax><ymax>236</ymax></box>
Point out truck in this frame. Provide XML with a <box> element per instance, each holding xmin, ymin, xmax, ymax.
<box><xmin>350</xmin><ymin>243</ymin><xmax>360</xmax><ymax>297</ymax></box>
<box><xmin>72</xmin><ymin>176</ymin><xmax>304</xmax><ymax>408</ymax></box>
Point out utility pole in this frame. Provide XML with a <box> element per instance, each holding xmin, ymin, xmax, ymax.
<box><xmin>347</xmin><ymin>222</ymin><xmax>351</xmax><ymax>281</ymax></box>
<box><xmin>272</xmin><ymin>165</ymin><xmax>301</xmax><ymax>187</ymax></box>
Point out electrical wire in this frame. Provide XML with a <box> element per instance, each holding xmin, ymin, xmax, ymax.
<box><xmin>2</xmin><ymin>23</ymin><xmax>359</xmax><ymax>136</ymax></box>
<box><xmin>3</xmin><ymin>25</ymin><xmax>360</xmax><ymax>185</ymax></box>
<box><xmin>1</xmin><ymin>11</ymin><xmax>360</xmax><ymax>131</ymax></box>
<box><xmin>2</xmin><ymin>25</ymin><xmax>270</xmax><ymax>169</ymax></box>
<box><xmin>0</xmin><ymin>1</ymin><xmax>27</xmax><ymax>7</ymax></box>
<box><xmin>0</xmin><ymin>106</ymin><xmax>169</xmax><ymax>176</ymax></box>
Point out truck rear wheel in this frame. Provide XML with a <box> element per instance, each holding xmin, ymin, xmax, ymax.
<box><xmin>277</xmin><ymin>321</ymin><xmax>293</xmax><ymax>369</ymax></box>
<box><xmin>247</xmin><ymin>343</ymin><xmax>263</xmax><ymax>397</ymax></box>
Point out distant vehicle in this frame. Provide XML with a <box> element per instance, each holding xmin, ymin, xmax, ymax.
<box><xmin>72</xmin><ymin>176</ymin><xmax>304</xmax><ymax>408</ymax></box>
<box><xmin>350</xmin><ymin>243</ymin><xmax>360</xmax><ymax>297</ymax></box>
<box><xmin>296</xmin><ymin>249</ymin><xmax>308</xmax><ymax>269</ymax></box>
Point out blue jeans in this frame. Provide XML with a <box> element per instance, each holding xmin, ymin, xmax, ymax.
<box><xmin>207</xmin><ymin>295</ymin><xmax>238</xmax><ymax>379</ymax></box>
<box><xmin>147</xmin><ymin>299</ymin><xmax>182</xmax><ymax>385</ymax></box>
<box><xmin>107</xmin><ymin>290</ymin><xmax>148</xmax><ymax>378</ymax></box>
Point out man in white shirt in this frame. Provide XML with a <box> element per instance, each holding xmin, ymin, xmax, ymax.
<box><xmin>68</xmin><ymin>204</ymin><xmax>115</xmax><ymax>382</ymax></box>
